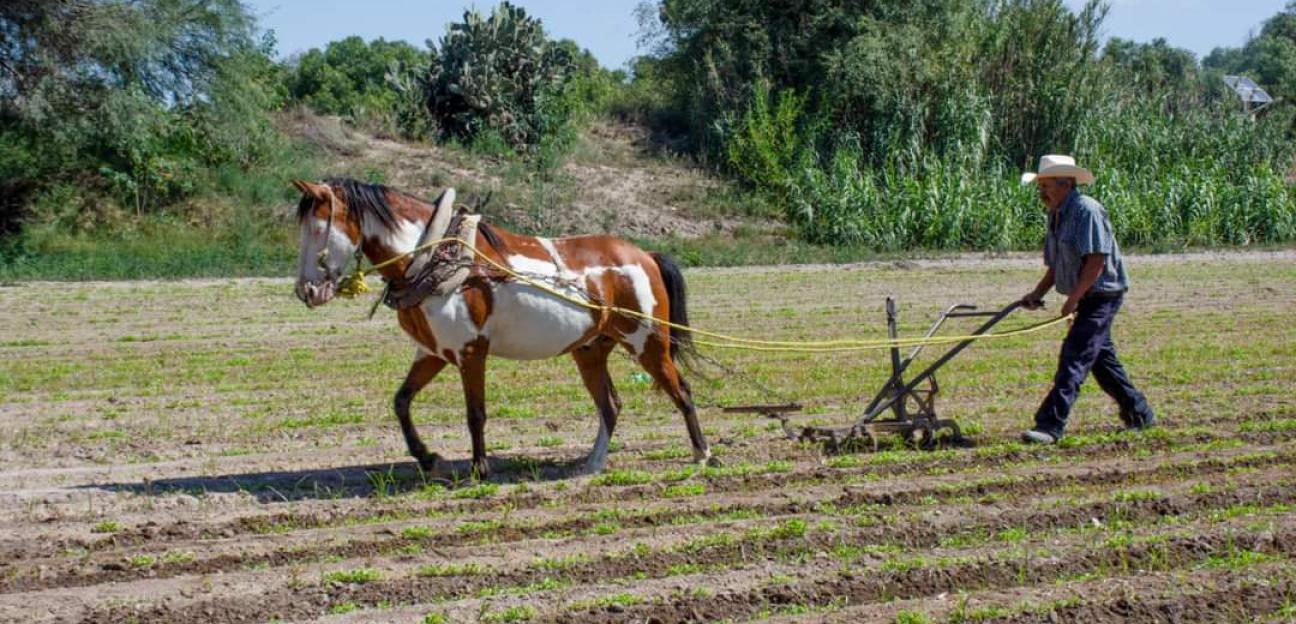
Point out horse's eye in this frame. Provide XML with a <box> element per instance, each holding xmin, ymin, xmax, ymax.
<box><xmin>316</xmin><ymin>248</ymin><xmax>330</xmax><ymax>270</ymax></box>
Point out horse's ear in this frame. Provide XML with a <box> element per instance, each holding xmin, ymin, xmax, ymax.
<box><xmin>292</xmin><ymin>179</ymin><xmax>326</xmax><ymax>200</ymax></box>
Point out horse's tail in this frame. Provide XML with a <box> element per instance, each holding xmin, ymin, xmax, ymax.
<box><xmin>650</xmin><ymin>252</ymin><xmax>696</xmax><ymax>367</ymax></box>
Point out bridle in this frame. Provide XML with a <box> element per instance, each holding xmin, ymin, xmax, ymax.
<box><xmin>313</xmin><ymin>185</ymin><xmax>364</xmax><ymax>284</ymax></box>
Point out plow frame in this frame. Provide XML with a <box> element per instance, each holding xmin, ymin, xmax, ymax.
<box><xmin>726</xmin><ymin>298</ymin><xmax>1024</xmax><ymax>452</ymax></box>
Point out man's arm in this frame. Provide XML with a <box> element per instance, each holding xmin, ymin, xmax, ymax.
<box><xmin>1022</xmin><ymin>267</ymin><xmax>1055</xmax><ymax>310</ymax></box>
<box><xmin>1061</xmin><ymin>253</ymin><xmax>1106</xmax><ymax>317</ymax></box>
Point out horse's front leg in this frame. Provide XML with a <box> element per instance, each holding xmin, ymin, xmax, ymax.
<box><xmin>458</xmin><ymin>343</ymin><xmax>491</xmax><ymax>480</ymax></box>
<box><xmin>395</xmin><ymin>354</ymin><xmax>448</xmax><ymax>472</ymax></box>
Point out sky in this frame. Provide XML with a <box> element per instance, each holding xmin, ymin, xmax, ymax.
<box><xmin>249</xmin><ymin>0</ymin><xmax>1290</xmax><ymax>69</ymax></box>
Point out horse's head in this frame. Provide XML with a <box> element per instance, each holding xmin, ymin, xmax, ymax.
<box><xmin>292</xmin><ymin>179</ymin><xmax>362</xmax><ymax>307</ymax></box>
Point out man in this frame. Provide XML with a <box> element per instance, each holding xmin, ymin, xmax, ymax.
<box><xmin>1019</xmin><ymin>155</ymin><xmax>1155</xmax><ymax>444</ymax></box>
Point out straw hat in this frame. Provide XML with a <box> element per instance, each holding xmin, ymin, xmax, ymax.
<box><xmin>1020</xmin><ymin>154</ymin><xmax>1094</xmax><ymax>185</ymax></box>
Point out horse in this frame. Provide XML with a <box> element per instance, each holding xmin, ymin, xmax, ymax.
<box><xmin>291</xmin><ymin>177</ymin><xmax>716</xmax><ymax>478</ymax></box>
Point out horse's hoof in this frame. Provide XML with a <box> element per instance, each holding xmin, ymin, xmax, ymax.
<box><xmin>692</xmin><ymin>447</ymin><xmax>722</xmax><ymax>469</ymax></box>
<box><xmin>471</xmin><ymin>459</ymin><xmax>491</xmax><ymax>481</ymax></box>
<box><xmin>417</xmin><ymin>453</ymin><xmax>441</xmax><ymax>475</ymax></box>
<box><xmin>580</xmin><ymin>457</ymin><xmax>608</xmax><ymax>476</ymax></box>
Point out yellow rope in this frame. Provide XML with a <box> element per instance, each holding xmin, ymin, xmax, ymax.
<box><xmin>335</xmin><ymin>237</ymin><xmax>1072</xmax><ymax>352</ymax></box>
<box><xmin>336</xmin><ymin>271</ymin><xmax>372</xmax><ymax>298</ymax></box>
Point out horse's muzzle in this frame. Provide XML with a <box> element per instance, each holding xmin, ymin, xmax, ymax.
<box><xmin>295</xmin><ymin>280</ymin><xmax>336</xmax><ymax>308</ymax></box>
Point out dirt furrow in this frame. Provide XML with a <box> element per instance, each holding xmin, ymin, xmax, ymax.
<box><xmin>67</xmin><ymin>507</ymin><xmax>1296</xmax><ymax>624</ymax></box>
<box><xmin>545</xmin><ymin>517</ymin><xmax>1296</xmax><ymax>624</ymax></box>
<box><xmin>8</xmin><ymin>473</ymin><xmax>1276</xmax><ymax>620</ymax></box>
<box><xmin>3</xmin><ymin>442</ymin><xmax>1292</xmax><ymax>592</ymax></box>
<box><xmin>4</xmin><ymin>431</ymin><xmax>1287</xmax><ymax>570</ymax></box>
<box><xmin>763</xmin><ymin>562</ymin><xmax>1296</xmax><ymax>623</ymax></box>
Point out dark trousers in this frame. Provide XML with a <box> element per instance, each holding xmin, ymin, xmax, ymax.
<box><xmin>1034</xmin><ymin>294</ymin><xmax>1154</xmax><ymax>438</ymax></box>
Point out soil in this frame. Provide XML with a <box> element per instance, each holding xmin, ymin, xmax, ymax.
<box><xmin>1</xmin><ymin>251</ymin><xmax>1293</xmax><ymax>623</ymax></box>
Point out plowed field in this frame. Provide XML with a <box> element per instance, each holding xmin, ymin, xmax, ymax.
<box><xmin>2</xmin><ymin>252</ymin><xmax>1294</xmax><ymax>623</ymax></box>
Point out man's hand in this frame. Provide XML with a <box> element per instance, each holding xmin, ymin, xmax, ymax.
<box><xmin>1063</xmin><ymin>254</ymin><xmax>1105</xmax><ymax>318</ymax></box>
<box><xmin>1020</xmin><ymin>291</ymin><xmax>1045</xmax><ymax>310</ymax></box>
<box><xmin>1060</xmin><ymin>296</ymin><xmax>1080</xmax><ymax>318</ymax></box>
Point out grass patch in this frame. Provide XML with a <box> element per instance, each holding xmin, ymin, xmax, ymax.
<box><xmin>641</xmin><ymin>445</ymin><xmax>691</xmax><ymax>460</ymax></box>
<box><xmin>1199</xmin><ymin>549</ymin><xmax>1277</xmax><ymax>570</ymax></box>
<box><xmin>0</xmin><ymin>222</ymin><xmax>298</xmax><ymax>281</ymax></box>
<box><xmin>665</xmin><ymin>562</ymin><xmax>706</xmax><ymax>576</ymax></box>
<box><xmin>747</xmin><ymin>518</ymin><xmax>808</xmax><ymax>542</ymax></box>
<box><xmin>278</xmin><ymin>411</ymin><xmax>363</xmax><ymax>429</ymax></box>
<box><xmin>161</xmin><ymin>551</ymin><xmax>195</xmax><ymax>565</ymax></box>
<box><xmin>1240</xmin><ymin>418</ymin><xmax>1296</xmax><ymax>433</ymax></box>
<box><xmin>401</xmin><ymin>526</ymin><xmax>435</xmax><ymax>540</ymax></box>
<box><xmin>417</xmin><ymin>562</ymin><xmax>488</xmax><ymax>577</ymax></box>
<box><xmin>663</xmin><ymin>482</ymin><xmax>706</xmax><ymax>498</ymax></box>
<box><xmin>590</xmin><ymin>469</ymin><xmax>654</xmax><ymax>487</ymax></box>
<box><xmin>1111</xmin><ymin>489</ymin><xmax>1163</xmax><ymax>503</ymax></box>
<box><xmin>894</xmin><ymin>611</ymin><xmax>932</xmax><ymax>624</ymax></box>
<box><xmin>531</xmin><ymin>554</ymin><xmax>589</xmax><ymax>572</ymax></box>
<box><xmin>457</xmin><ymin>519</ymin><xmax>503</xmax><ymax>536</ymax></box>
<box><xmin>452</xmin><ymin>482</ymin><xmax>500</xmax><ymax>499</ymax></box>
<box><xmin>323</xmin><ymin>568</ymin><xmax>382</xmax><ymax>584</ymax></box>
<box><xmin>481</xmin><ymin>605</ymin><xmax>538</xmax><ymax>622</ymax></box>
<box><xmin>568</xmin><ymin>592</ymin><xmax>644</xmax><ymax>611</ymax></box>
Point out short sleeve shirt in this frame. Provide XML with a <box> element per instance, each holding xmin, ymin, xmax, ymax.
<box><xmin>1043</xmin><ymin>191</ymin><xmax>1130</xmax><ymax>296</ymax></box>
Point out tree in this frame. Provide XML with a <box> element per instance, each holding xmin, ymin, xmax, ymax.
<box><xmin>0</xmin><ymin>0</ymin><xmax>281</xmax><ymax>230</ymax></box>
<box><xmin>1103</xmin><ymin>38</ymin><xmax>1198</xmax><ymax>91</ymax></box>
<box><xmin>1205</xmin><ymin>1</ymin><xmax>1296</xmax><ymax>102</ymax></box>
<box><xmin>282</xmin><ymin>36</ymin><xmax>429</xmax><ymax>120</ymax></box>
<box><xmin>643</xmin><ymin>0</ymin><xmax>1110</xmax><ymax>168</ymax></box>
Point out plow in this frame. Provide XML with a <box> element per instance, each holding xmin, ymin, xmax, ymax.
<box><xmin>724</xmin><ymin>298</ymin><xmax>1026</xmax><ymax>453</ymax></box>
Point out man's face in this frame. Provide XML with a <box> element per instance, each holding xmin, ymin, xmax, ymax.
<box><xmin>1036</xmin><ymin>178</ymin><xmax>1074</xmax><ymax>211</ymax></box>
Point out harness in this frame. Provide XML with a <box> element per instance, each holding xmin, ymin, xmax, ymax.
<box><xmin>383</xmin><ymin>200</ymin><xmax>483</xmax><ymax>310</ymax></box>
<box><xmin>315</xmin><ymin>186</ymin><xmax>365</xmax><ymax>285</ymax></box>
<box><xmin>314</xmin><ymin>185</ymin><xmax>486</xmax><ymax>315</ymax></box>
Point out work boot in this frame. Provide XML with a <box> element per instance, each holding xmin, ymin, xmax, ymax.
<box><xmin>1122</xmin><ymin>410</ymin><xmax>1157</xmax><ymax>432</ymax></box>
<box><xmin>1021</xmin><ymin>430</ymin><xmax>1058</xmax><ymax>445</ymax></box>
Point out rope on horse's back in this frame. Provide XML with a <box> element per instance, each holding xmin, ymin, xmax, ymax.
<box><xmin>336</xmin><ymin>237</ymin><xmax>1073</xmax><ymax>353</ymax></box>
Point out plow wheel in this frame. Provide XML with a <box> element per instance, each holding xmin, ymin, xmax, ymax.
<box><xmin>914</xmin><ymin>425</ymin><xmax>935</xmax><ymax>450</ymax></box>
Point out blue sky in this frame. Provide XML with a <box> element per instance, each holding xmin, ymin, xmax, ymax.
<box><xmin>249</xmin><ymin>0</ymin><xmax>1289</xmax><ymax>69</ymax></box>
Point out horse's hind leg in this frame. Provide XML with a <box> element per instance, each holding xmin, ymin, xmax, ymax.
<box><xmin>572</xmin><ymin>337</ymin><xmax>619</xmax><ymax>474</ymax></box>
<box><xmin>457</xmin><ymin>346</ymin><xmax>491</xmax><ymax>480</ymax></box>
<box><xmin>635</xmin><ymin>335</ymin><xmax>717</xmax><ymax>467</ymax></box>
<box><xmin>395</xmin><ymin>354</ymin><xmax>448</xmax><ymax>472</ymax></box>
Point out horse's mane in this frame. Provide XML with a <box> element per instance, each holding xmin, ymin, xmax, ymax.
<box><xmin>298</xmin><ymin>177</ymin><xmax>506</xmax><ymax>252</ymax></box>
<box><xmin>296</xmin><ymin>178</ymin><xmax>423</xmax><ymax>230</ymax></box>
<box><xmin>477</xmin><ymin>220</ymin><xmax>505</xmax><ymax>253</ymax></box>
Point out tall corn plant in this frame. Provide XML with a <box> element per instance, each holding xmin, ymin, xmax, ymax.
<box><xmin>649</xmin><ymin>0</ymin><xmax>1296</xmax><ymax>250</ymax></box>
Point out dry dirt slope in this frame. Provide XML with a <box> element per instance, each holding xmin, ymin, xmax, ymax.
<box><xmin>0</xmin><ymin>251</ymin><xmax>1293</xmax><ymax>623</ymax></box>
<box><xmin>279</xmin><ymin>112</ymin><xmax>763</xmax><ymax>241</ymax></box>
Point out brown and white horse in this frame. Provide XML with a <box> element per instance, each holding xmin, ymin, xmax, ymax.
<box><xmin>292</xmin><ymin>178</ymin><xmax>714</xmax><ymax>477</ymax></box>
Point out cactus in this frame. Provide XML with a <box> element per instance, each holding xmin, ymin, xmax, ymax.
<box><xmin>424</xmin><ymin>2</ymin><xmax>573</xmax><ymax>151</ymax></box>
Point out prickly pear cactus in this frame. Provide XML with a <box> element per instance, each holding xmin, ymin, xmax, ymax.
<box><xmin>424</xmin><ymin>2</ymin><xmax>573</xmax><ymax>151</ymax></box>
